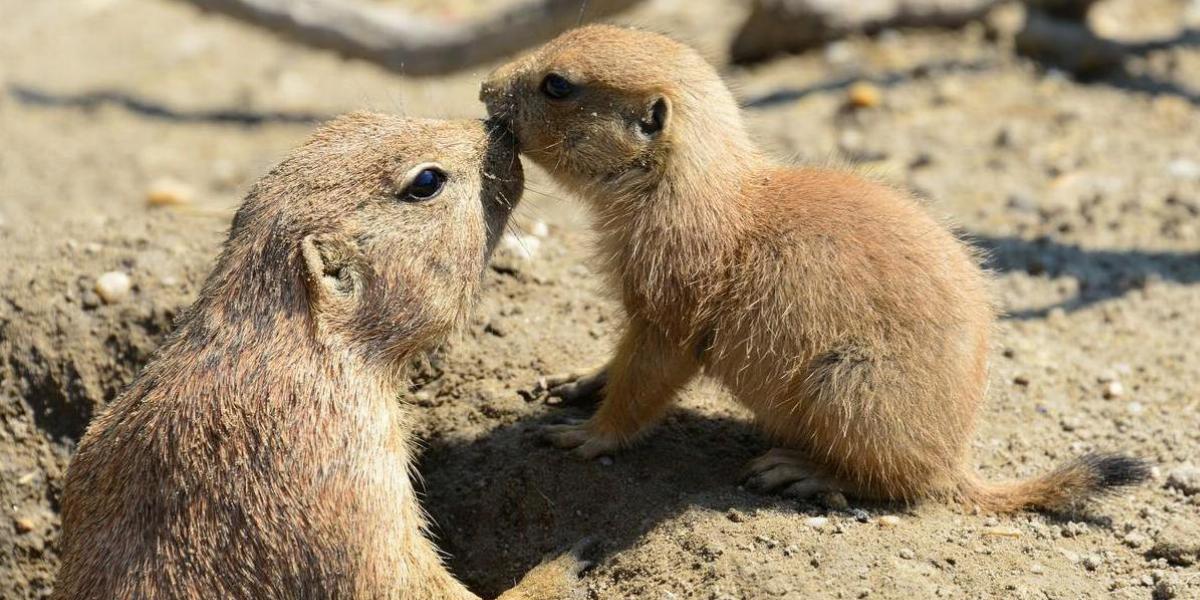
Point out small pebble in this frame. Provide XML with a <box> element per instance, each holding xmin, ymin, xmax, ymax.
<box><xmin>1165</xmin><ymin>465</ymin><xmax>1200</xmax><ymax>496</ymax></box>
<box><xmin>1123</xmin><ymin>531</ymin><xmax>1148</xmax><ymax>548</ymax></box>
<box><xmin>982</xmin><ymin>526</ymin><xmax>1022</xmax><ymax>538</ymax></box>
<box><xmin>597</xmin><ymin>456</ymin><xmax>614</xmax><ymax>467</ymax></box>
<box><xmin>80</xmin><ymin>290</ymin><xmax>101</xmax><ymax>309</ymax></box>
<box><xmin>95</xmin><ymin>271</ymin><xmax>132</xmax><ymax>304</ymax></box>
<box><xmin>851</xmin><ymin>509</ymin><xmax>870</xmax><ymax>523</ymax></box>
<box><xmin>146</xmin><ymin>177</ymin><xmax>195</xmax><ymax>207</ymax></box>
<box><xmin>1082</xmin><ymin>555</ymin><xmax>1103</xmax><ymax>571</ymax></box>
<box><xmin>823</xmin><ymin>41</ymin><xmax>857</xmax><ymax>65</ymax></box>
<box><xmin>1102</xmin><ymin>380</ymin><xmax>1124</xmax><ymax>399</ymax></box>
<box><xmin>877</xmin><ymin>515</ymin><xmax>901</xmax><ymax>527</ymax></box>
<box><xmin>13</xmin><ymin>517</ymin><xmax>34</xmax><ymax>534</ymax></box>
<box><xmin>1061</xmin><ymin>522</ymin><xmax>1088</xmax><ymax>538</ymax></box>
<box><xmin>1166</xmin><ymin>159</ymin><xmax>1200</xmax><ymax>181</ymax></box>
<box><xmin>898</xmin><ymin>548</ymin><xmax>915</xmax><ymax>560</ymax></box>
<box><xmin>1126</xmin><ymin>401</ymin><xmax>1144</xmax><ymax>415</ymax></box>
<box><xmin>1030</xmin><ymin>563</ymin><xmax>1045</xmax><ymax>574</ymax></box>
<box><xmin>1013</xmin><ymin>374</ymin><xmax>1030</xmax><ymax>386</ymax></box>
<box><xmin>805</xmin><ymin>516</ymin><xmax>829</xmax><ymax>529</ymax></box>
<box><xmin>846</xmin><ymin>82</ymin><xmax>882</xmax><ymax>109</ymax></box>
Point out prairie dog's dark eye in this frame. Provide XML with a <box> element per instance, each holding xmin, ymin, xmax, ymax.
<box><xmin>541</xmin><ymin>73</ymin><xmax>575</xmax><ymax>100</ymax></box>
<box><xmin>403</xmin><ymin>168</ymin><xmax>445</xmax><ymax>201</ymax></box>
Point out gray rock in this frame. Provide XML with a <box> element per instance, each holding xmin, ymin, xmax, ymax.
<box><xmin>731</xmin><ymin>0</ymin><xmax>1002</xmax><ymax>63</ymax></box>
<box><xmin>1165</xmin><ymin>465</ymin><xmax>1200</xmax><ymax>496</ymax></box>
<box><xmin>1148</xmin><ymin>518</ymin><xmax>1200</xmax><ymax>566</ymax></box>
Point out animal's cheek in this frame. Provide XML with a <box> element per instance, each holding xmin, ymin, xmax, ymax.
<box><xmin>530</xmin><ymin>123</ymin><xmax>563</xmax><ymax>153</ymax></box>
<box><xmin>513</xmin><ymin>111</ymin><xmax>550</xmax><ymax>148</ymax></box>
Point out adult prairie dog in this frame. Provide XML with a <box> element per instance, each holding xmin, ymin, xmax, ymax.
<box><xmin>480</xmin><ymin>25</ymin><xmax>1148</xmax><ymax>512</ymax></box>
<box><xmin>53</xmin><ymin>113</ymin><xmax>584</xmax><ymax>599</ymax></box>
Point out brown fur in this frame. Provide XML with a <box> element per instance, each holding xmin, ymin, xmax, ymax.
<box><xmin>52</xmin><ymin>112</ymin><xmax>584</xmax><ymax>599</ymax></box>
<box><xmin>481</xmin><ymin>25</ymin><xmax>1149</xmax><ymax>513</ymax></box>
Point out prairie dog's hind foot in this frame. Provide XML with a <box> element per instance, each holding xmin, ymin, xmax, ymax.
<box><xmin>542</xmin><ymin>419</ymin><xmax>624</xmax><ymax>460</ymax></box>
<box><xmin>742</xmin><ymin>448</ymin><xmax>839</xmax><ymax>499</ymax></box>
<box><xmin>538</xmin><ymin>368</ymin><xmax>607</xmax><ymax>406</ymax></box>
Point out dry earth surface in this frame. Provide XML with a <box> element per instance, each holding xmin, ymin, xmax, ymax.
<box><xmin>2</xmin><ymin>0</ymin><xmax>1199</xmax><ymax>598</ymax></box>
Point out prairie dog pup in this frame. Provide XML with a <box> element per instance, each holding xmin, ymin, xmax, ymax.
<box><xmin>53</xmin><ymin>113</ymin><xmax>583</xmax><ymax>599</ymax></box>
<box><xmin>481</xmin><ymin>26</ymin><xmax>1148</xmax><ymax>512</ymax></box>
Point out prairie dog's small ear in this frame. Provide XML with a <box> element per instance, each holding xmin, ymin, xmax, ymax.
<box><xmin>301</xmin><ymin>234</ymin><xmax>364</xmax><ymax>305</ymax></box>
<box><xmin>637</xmin><ymin>96</ymin><xmax>670</xmax><ymax>138</ymax></box>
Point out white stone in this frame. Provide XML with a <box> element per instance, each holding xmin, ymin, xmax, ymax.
<box><xmin>1102</xmin><ymin>380</ymin><xmax>1124</xmax><ymax>399</ymax></box>
<box><xmin>805</xmin><ymin>516</ymin><xmax>829</xmax><ymax>529</ymax></box>
<box><xmin>95</xmin><ymin>271</ymin><xmax>132</xmax><ymax>304</ymax></box>
<box><xmin>1167</xmin><ymin>159</ymin><xmax>1200</xmax><ymax>181</ymax></box>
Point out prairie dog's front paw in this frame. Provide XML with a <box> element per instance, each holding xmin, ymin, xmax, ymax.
<box><xmin>542</xmin><ymin>419</ymin><xmax>623</xmax><ymax>460</ymax></box>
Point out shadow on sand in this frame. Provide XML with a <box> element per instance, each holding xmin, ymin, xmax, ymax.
<box><xmin>418</xmin><ymin>406</ymin><xmax>791</xmax><ymax>596</ymax></box>
<box><xmin>8</xmin><ymin>83</ymin><xmax>330</xmax><ymax>126</ymax></box>
<box><xmin>968</xmin><ymin>233</ymin><xmax>1200</xmax><ymax>320</ymax></box>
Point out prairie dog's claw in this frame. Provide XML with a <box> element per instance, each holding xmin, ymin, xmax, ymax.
<box><xmin>540</xmin><ymin>370</ymin><xmax>607</xmax><ymax>406</ymax></box>
<box><xmin>542</xmin><ymin>421</ymin><xmax>621</xmax><ymax>459</ymax></box>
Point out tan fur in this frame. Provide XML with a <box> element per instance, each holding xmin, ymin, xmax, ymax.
<box><xmin>52</xmin><ymin>113</ymin><xmax>584</xmax><ymax>599</ymax></box>
<box><xmin>481</xmin><ymin>25</ymin><xmax>1148</xmax><ymax>513</ymax></box>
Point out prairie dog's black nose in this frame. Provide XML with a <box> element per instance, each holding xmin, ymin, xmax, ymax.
<box><xmin>479</xmin><ymin>80</ymin><xmax>499</xmax><ymax>104</ymax></box>
<box><xmin>480</xmin><ymin>62</ymin><xmax>523</xmax><ymax>117</ymax></box>
<box><xmin>479</xmin><ymin>79</ymin><xmax>509</xmax><ymax>117</ymax></box>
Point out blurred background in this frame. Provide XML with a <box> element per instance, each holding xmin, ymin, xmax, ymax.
<box><xmin>2</xmin><ymin>1</ymin><xmax>1199</xmax><ymax>598</ymax></box>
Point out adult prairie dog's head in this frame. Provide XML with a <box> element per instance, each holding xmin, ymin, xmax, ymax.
<box><xmin>204</xmin><ymin>112</ymin><xmax>521</xmax><ymax>369</ymax></box>
<box><xmin>480</xmin><ymin>25</ymin><xmax>752</xmax><ymax>197</ymax></box>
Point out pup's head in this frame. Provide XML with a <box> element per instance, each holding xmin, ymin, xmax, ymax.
<box><xmin>480</xmin><ymin>25</ymin><xmax>740</xmax><ymax>197</ymax></box>
<box><xmin>207</xmin><ymin>113</ymin><xmax>521</xmax><ymax>366</ymax></box>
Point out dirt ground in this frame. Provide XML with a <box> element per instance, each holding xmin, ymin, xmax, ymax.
<box><xmin>2</xmin><ymin>0</ymin><xmax>1199</xmax><ymax>598</ymax></box>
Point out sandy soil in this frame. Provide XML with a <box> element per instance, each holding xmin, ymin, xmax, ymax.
<box><xmin>2</xmin><ymin>0</ymin><xmax>1199</xmax><ymax>598</ymax></box>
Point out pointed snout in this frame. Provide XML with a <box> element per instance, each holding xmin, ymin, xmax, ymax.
<box><xmin>479</xmin><ymin>61</ymin><xmax>524</xmax><ymax>120</ymax></box>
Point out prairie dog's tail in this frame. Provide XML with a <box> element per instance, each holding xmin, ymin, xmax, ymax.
<box><xmin>495</xmin><ymin>539</ymin><xmax>593</xmax><ymax>600</ymax></box>
<box><xmin>959</xmin><ymin>453</ymin><xmax>1151</xmax><ymax>513</ymax></box>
